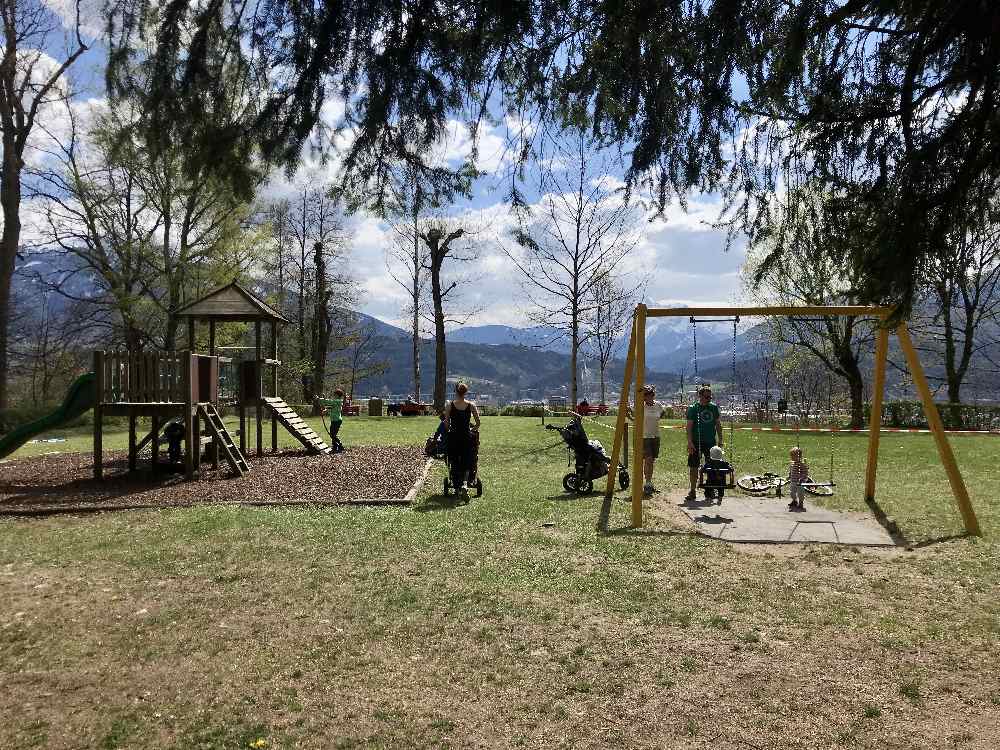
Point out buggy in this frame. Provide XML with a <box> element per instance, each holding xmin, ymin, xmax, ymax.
<box><xmin>547</xmin><ymin>417</ymin><xmax>629</xmax><ymax>493</ymax></box>
<box><xmin>443</xmin><ymin>428</ymin><xmax>483</xmax><ymax>498</ymax></box>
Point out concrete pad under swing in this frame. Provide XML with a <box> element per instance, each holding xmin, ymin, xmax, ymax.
<box><xmin>673</xmin><ymin>492</ymin><xmax>896</xmax><ymax>546</ymax></box>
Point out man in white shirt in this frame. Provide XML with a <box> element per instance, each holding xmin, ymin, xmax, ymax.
<box><xmin>627</xmin><ymin>384</ymin><xmax>663</xmax><ymax>495</ymax></box>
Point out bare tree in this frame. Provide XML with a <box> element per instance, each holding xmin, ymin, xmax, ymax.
<box><xmin>420</xmin><ymin>220</ymin><xmax>478</xmax><ymax>410</ymax></box>
<box><xmin>503</xmin><ymin>132</ymin><xmax>639</xmax><ymax>406</ymax></box>
<box><xmin>0</xmin><ymin>0</ymin><xmax>88</xmax><ymax>408</ymax></box>
<box><xmin>384</xmin><ymin>165</ymin><xmax>430</xmax><ymax>401</ymax></box>
<box><xmin>910</xmin><ymin>218</ymin><xmax>1000</xmax><ymax>424</ymax></box>
<box><xmin>338</xmin><ymin>323</ymin><xmax>389</xmax><ymax>400</ymax></box>
<box><xmin>9</xmin><ymin>285</ymin><xmax>90</xmax><ymax>405</ymax></box>
<box><xmin>584</xmin><ymin>274</ymin><xmax>643</xmax><ymax>404</ymax></box>
<box><xmin>744</xmin><ymin>190</ymin><xmax>876</xmax><ymax>428</ymax></box>
<box><xmin>29</xmin><ymin>103</ymin><xmax>161</xmax><ymax>352</ymax></box>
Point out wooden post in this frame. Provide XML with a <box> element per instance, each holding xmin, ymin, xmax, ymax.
<box><xmin>209</xmin><ymin>320</ymin><xmax>216</xmax><ymax>356</ymax></box>
<box><xmin>864</xmin><ymin>326</ymin><xmax>890</xmax><ymax>502</ymax></box>
<box><xmin>188</xmin><ymin>318</ymin><xmax>196</xmax><ymax>352</ymax></box>
<box><xmin>896</xmin><ymin>324</ymin><xmax>981</xmax><ymax>536</ymax></box>
<box><xmin>255</xmin><ymin>320</ymin><xmax>263</xmax><ymax>456</ymax></box>
<box><xmin>271</xmin><ymin>320</ymin><xmax>278</xmax><ymax>452</ymax></box>
<box><xmin>604</xmin><ymin>320</ymin><xmax>636</xmax><ymax>501</ymax></box>
<box><xmin>128</xmin><ymin>413</ymin><xmax>137</xmax><ymax>472</ymax></box>
<box><xmin>183</xmin><ymin>350</ymin><xmax>195</xmax><ymax>480</ymax></box>
<box><xmin>631</xmin><ymin>304</ymin><xmax>647</xmax><ymax>528</ymax></box>
<box><xmin>151</xmin><ymin>416</ymin><xmax>160</xmax><ymax>468</ymax></box>
<box><xmin>93</xmin><ymin>351</ymin><xmax>104</xmax><ymax>480</ymax></box>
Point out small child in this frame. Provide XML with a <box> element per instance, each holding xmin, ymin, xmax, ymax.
<box><xmin>703</xmin><ymin>445</ymin><xmax>733</xmax><ymax>504</ymax></box>
<box><xmin>787</xmin><ymin>447</ymin><xmax>809</xmax><ymax>511</ymax></box>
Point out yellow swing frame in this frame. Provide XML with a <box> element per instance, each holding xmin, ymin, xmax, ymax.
<box><xmin>603</xmin><ymin>304</ymin><xmax>982</xmax><ymax>537</ymax></box>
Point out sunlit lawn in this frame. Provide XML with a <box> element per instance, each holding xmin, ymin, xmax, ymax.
<box><xmin>1</xmin><ymin>415</ymin><xmax>998</xmax><ymax>748</ymax></box>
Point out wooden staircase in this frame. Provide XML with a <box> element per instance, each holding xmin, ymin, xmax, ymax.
<box><xmin>198</xmin><ymin>404</ymin><xmax>251</xmax><ymax>476</ymax></box>
<box><xmin>262</xmin><ymin>397</ymin><xmax>333</xmax><ymax>455</ymax></box>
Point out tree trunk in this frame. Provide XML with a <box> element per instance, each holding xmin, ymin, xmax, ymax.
<box><xmin>412</xmin><ymin>247</ymin><xmax>421</xmax><ymax>402</ymax></box>
<box><xmin>0</xmin><ymin>138</ymin><xmax>22</xmax><ymax>411</ymax></box>
<box><xmin>431</xmin><ymin>260</ymin><xmax>447</xmax><ymax>411</ymax></box>
<box><xmin>570</xmin><ymin>316</ymin><xmax>579</xmax><ymax>407</ymax></box>
<box><xmin>311</xmin><ymin>242</ymin><xmax>330</xmax><ymax>413</ymax></box>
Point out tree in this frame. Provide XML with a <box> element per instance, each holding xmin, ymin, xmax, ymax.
<box><xmin>729</xmin><ymin>2</ymin><xmax>1000</xmax><ymax>320</ymax></box>
<box><xmin>338</xmin><ymin>323</ymin><xmax>390</xmax><ymax>401</ymax></box>
<box><xmin>384</xmin><ymin>165</ymin><xmax>430</xmax><ymax>402</ymax></box>
<box><xmin>0</xmin><ymin>0</ymin><xmax>88</xmax><ymax>409</ymax></box>
<box><xmin>30</xmin><ymin>103</ymin><xmax>161</xmax><ymax>352</ymax></box>
<box><xmin>419</xmin><ymin>220</ymin><xmax>477</xmax><ymax>410</ymax></box>
<box><xmin>119</xmin><ymin>1</ymin><xmax>1000</xmax><ymax>321</ymax></box>
<box><xmin>504</xmin><ymin>133</ymin><xmax>639</xmax><ymax>406</ymax></box>
<box><xmin>584</xmin><ymin>274</ymin><xmax>642</xmax><ymax>405</ymax></box>
<box><xmin>744</xmin><ymin>190</ymin><xmax>876</xmax><ymax>428</ymax></box>
<box><xmin>910</xmin><ymin>218</ymin><xmax>1000</xmax><ymax>423</ymax></box>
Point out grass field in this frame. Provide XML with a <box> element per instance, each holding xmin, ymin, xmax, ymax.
<box><xmin>2</xmin><ymin>415</ymin><xmax>998</xmax><ymax>749</ymax></box>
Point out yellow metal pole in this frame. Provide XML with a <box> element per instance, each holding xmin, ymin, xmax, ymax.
<box><xmin>864</xmin><ymin>326</ymin><xmax>890</xmax><ymax>502</ymax></box>
<box><xmin>645</xmin><ymin>305</ymin><xmax>893</xmax><ymax>318</ymax></box>
<box><xmin>896</xmin><ymin>324</ymin><xmax>981</xmax><ymax>536</ymax></box>
<box><xmin>631</xmin><ymin>304</ymin><xmax>647</xmax><ymax>528</ymax></box>
<box><xmin>604</xmin><ymin>320</ymin><xmax>636</xmax><ymax>501</ymax></box>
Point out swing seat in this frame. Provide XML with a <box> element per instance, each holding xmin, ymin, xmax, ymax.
<box><xmin>698</xmin><ymin>466</ymin><xmax>735</xmax><ymax>489</ymax></box>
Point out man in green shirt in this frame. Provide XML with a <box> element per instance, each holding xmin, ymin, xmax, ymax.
<box><xmin>686</xmin><ymin>385</ymin><xmax>723</xmax><ymax>501</ymax></box>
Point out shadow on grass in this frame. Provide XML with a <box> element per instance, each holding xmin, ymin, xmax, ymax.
<box><xmin>864</xmin><ymin>496</ymin><xmax>910</xmax><ymax>547</ymax></box>
<box><xmin>413</xmin><ymin>493</ymin><xmax>473</xmax><ymax>513</ymax></box>
<box><xmin>908</xmin><ymin>533</ymin><xmax>974</xmax><ymax>549</ymax></box>
<box><xmin>599</xmin><ymin>526</ymin><xmax>701</xmax><ymax>539</ymax></box>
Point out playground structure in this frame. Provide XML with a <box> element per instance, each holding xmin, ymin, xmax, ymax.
<box><xmin>0</xmin><ymin>282</ymin><xmax>333</xmax><ymax>480</ymax></box>
<box><xmin>605</xmin><ymin>305</ymin><xmax>983</xmax><ymax>537</ymax></box>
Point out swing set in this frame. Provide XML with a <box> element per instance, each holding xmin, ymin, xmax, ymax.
<box><xmin>603</xmin><ymin>304</ymin><xmax>983</xmax><ymax>537</ymax></box>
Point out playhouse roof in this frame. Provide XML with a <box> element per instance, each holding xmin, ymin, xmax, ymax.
<box><xmin>173</xmin><ymin>281</ymin><xmax>290</xmax><ymax>323</ymax></box>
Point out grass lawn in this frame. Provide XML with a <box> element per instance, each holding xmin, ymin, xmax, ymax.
<box><xmin>1</xmin><ymin>414</ymin><xmax>998</xmax><ymax>749</ymax></box>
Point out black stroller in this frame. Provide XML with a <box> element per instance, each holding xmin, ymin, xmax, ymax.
<box><xmin>547</xmin><ymin>417</ymin><xmax>629</xmax><ymax>493</ymax></box>
<box><xmin>443</xmin><ymin>428</ymin><xmax>483</xmax><ymax>497</ymax></box>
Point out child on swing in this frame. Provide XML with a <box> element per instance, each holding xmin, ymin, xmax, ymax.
<box><xmin>787</xmin><ymin>447</ymin><xmax>809</xmax><ymax>511</ymax></box>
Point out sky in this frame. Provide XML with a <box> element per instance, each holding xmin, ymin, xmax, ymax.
<box><xmin>29</xmin><ymin>1</ymin><xmax>752</xmax><ymax>332</ymax></box>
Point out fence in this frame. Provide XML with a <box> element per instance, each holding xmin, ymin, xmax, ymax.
<box><xmin>97</xmin><ymin>351</ymin><xmax>188</xmax><ymax>404</ymax></box>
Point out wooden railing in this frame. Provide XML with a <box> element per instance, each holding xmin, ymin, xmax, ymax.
<box><xmin>95</xmin><ymin>350</ymin><xmax>189</xmax><ymax>404</ymax></box>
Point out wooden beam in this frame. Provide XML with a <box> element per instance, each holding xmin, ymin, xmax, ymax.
<box><xmin>632</xmin><ymin>304</ymin><xmax>647</xmax><ymax>528</ymax></box>
<box><xmin>183</xmin><ymin>350</ymin><xmax>195</xmax><ymax>480</ymax></box>
<box><xmin>864</xmin><ymin>326</ymin><xmax>890</xmax><ymax>502</ymax></box>
<box><xmin>896</xmin><ymin>324</ymin><xmax>981</xmax><ymax>536</ymax></box>
<box><xmin>128</xmin><ymin>414</ymin><xmax>137</xmax><ymax>472</ymax></box>
<box><xmin>256</xmin><ymin>320</ymin><xmax>263</xmax><ymax>456</ymax></box>
<box><xmin>93</xmin><ymin>351</ymin><xmax>104</xmax><ymax>480</ymax></box>
<box><xmin>604</xmin><ymin>319</ymin><xmax>636</xmax><ymax>501</ymax></box>
<box><xmin>645</xmin><ymin>305</ymin><xmax>892</xmax><ymax>318</ymax></box>
<box><xmin>271</xmin><ymin>320</ymin><xmax>278</xmax><ymax>452</ymax></box>
<box><xmin>209</xmin><ymin>320</ymin><xmax>216</xmax><ymax>356</ymax></box>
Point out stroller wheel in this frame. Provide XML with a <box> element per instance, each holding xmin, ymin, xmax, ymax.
<box><xmin>562</xmin><ymin>473</ymin><xmax>578</xmax><ymax>493</ymax></box>
<box><xmin>443</xmin><ymin>477</ymin><xmax>451</xmax><ymax>496</ymax></box>
<box><xmin>577</xmin><ymin>478</ymin><xmax>594</xmax><ymax>494</ymax></box>
<box><xmin>475</xmin><ymin>478</ymin><xmax>483</xmax><ymax>497</ymax></box>
<box><xmin>618</xmin><ymin>468</ymin><xmax>630</xmax><ymax>490</ymax></box>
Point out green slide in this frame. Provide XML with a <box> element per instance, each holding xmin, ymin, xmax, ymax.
<box><xmin>0</xmin><ymin>372</ymin><xmax>96</xmax><ymax>459</ymax></box>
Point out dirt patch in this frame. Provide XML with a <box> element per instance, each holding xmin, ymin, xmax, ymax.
<box><xmin>0</xmin><ymin>445</ymin><xmax>427</xmax><ymax>514</ymax></box>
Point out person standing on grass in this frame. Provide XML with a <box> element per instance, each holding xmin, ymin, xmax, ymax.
<box><xmin>686</xmin><ymin>384</ymin><xmax>723</xmax><ymax>501</ymax></box>
<box><xmin>626</xmin><ymin>384</ymin><xmax>664</xmax><ymax>496</ymax></box>
<box><xmin>444</xmin><ymin>382</ymin><xmax>481</xmax><ymax>496</ymax></box>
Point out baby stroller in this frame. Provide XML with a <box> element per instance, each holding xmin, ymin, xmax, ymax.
<box><xmin>443</xmin><ymin>428</ymin><xmax>483</xmax><ymax>497</ymax></box>
<box><xmin>547</xmin><ymin>417</ymin><xmax>629</xmax><ymax>493</ymax></box>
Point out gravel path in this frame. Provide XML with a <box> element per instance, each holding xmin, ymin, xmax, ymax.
<box><xmin>0</xmin><ymin>445</ymin><xmax>428</xmax><ymax>514</ymax></box>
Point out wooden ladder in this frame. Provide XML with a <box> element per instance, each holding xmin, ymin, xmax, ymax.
<box><xmin>262</xmin><ymin>397</ymin><xmax>333</xmax><ymax>455</ymax></box>
<box><xmin>198</xmin><ymin>404</ymin><xmax>251</xmax><ymax>476</ymax></box>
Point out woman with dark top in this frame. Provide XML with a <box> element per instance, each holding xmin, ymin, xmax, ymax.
<box><xmin>444</xmin><ymin>382</ymin><xmax>481</xmax><ymax>496</ymax></box>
